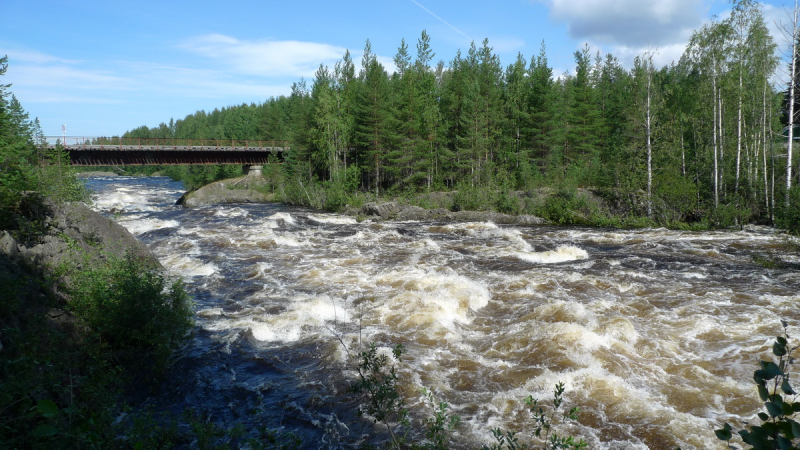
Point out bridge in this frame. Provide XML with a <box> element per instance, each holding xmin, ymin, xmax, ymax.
<box><xmin>47</xmin><ymin>137</ymin><xmax>288</xmax><ymax>166</ymax></box>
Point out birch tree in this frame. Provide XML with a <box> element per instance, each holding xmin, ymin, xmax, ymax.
<box><xmin>780</xmin><ymin>0</ymin><xmax>800</xmax><ymax>207</ymax></box>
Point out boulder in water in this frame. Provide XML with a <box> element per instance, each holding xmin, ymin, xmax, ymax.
<box><xmin>178</xmin><ymin>176</ymin><xmax>273</xmax><ymax>208</ymax></box>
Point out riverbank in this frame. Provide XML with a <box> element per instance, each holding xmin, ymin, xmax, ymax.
<box><xmin>0</xmin><ymin>197</ymin><xmax>193</xmax><ymax>448</ymax></box>
<box><xmin>178</xmin><ymin>175</ymin><xmax>716</xmax><ymax>230</ymax></box>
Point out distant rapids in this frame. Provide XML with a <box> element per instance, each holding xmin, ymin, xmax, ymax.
<box><xmin>87</xmin><ymin>176</ymin><xmax>800</xmax><ymax>449</ymax></box>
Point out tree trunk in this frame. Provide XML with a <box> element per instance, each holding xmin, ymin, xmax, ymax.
<box><xmin>787</xmin><ymin>1</ymin><xmax>798</xmax><ymax>207</ymax></box>
<box><xmin>713</xmin><ymin>77</ymin><xmax>720</xmax><ymax>207</ymax></box>
<box><xmin>646</xmin><ymin>58</ymin><xmax>653</xmax><ymax>218</ymax></box>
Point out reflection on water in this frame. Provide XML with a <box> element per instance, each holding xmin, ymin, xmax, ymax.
<box><xmin>86</xmin><ymin>176</ymin><xmax>800</xmax><ymax>449</ymax></box>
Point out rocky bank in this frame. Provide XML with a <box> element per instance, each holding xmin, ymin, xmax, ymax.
<box><xmin>1</xmin><ymin>199</ymin><xmax>160</xmax><ymax>335</ymax></box>
<box><xmin>351</xmin><ymin>201</ymin><xmax>546</xmax><ymax>225</ymax></box>
<box><xmin>176</xmin><ymin>177</ymin><xmax>548</xmax><ymax>224</ymax></box>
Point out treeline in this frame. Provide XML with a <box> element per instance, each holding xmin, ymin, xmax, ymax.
<box><xmin>125</xmin><ymin>1</ymin><xmax>800</xmax><ymax>228</ymax></box>
<box><xmin>0</xmin><ymin>59</ymin><xmax>85</xmax><ymax>229</ymax></box>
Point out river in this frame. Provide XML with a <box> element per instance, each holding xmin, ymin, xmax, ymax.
<box><xmin>86</xmin><ymin>175</ymin><xmax>800</xmax><ymax>449</ymax></box>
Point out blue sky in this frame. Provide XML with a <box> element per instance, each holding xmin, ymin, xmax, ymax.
<box><xmin>0</xmin><ymin>0</ymin><xmax>791</xmax><ymax>138</ymax></box>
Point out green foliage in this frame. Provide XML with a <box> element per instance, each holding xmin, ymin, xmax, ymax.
<box><xmin>526</xmin><ymin>383</ymin><xmax>586</xmax><ymax>450</ymax></box>
<box><xmin>37</xmin><ymin>145</ymin><xmax>89</xmax><ymax>204</ymax></box>
<box><xmin>351</xmin><ymin>343</ymin><xmax>409</xmax><ymax>448</ymax></box>
<box><xmin>420</xmin><ymin>387</ymin><xmax>461</xmax><ymax>450</ymax></box>
<box><xmin>0</xmin><ymin>57</ymin><xmax>41</xmax><ymax>228</ymax></box>
<box><xmin>532</xmin><ymin>189</ymin><xmax>599</xmax><ymax>226</ymax></box>
<box><xmin>340</xmin><ymin>337</ymin><xmax>587</xmax><ymax>450</ymax></box>
<box><xmin>482</xmin><ymin>383</ymin><xmax>586</xmax><ymax>450</ymax></box>
<box><xmin>716</xmin><ymin>322</ymin><xmax>800</xmax><ymax>449</ymax></box>
<box><xmin>452</xmin><ymin>182</ymin><xmax>494</xmax><ymax>212</ymax></box>
<box><xmin>0</xmin><ymin>251</ymin><xmax>198</xmax><ymax>448</ymax></box>
<box><xmin>496</xmin><ymin>191</ymin><xmax>523</xmax><ymax>215</ymax></box>
<box><xmin>67</xmin><ymin>253</ymin><xmax>193</xmax><ymax>367</ymax></box>
<box><xmin>652</xmin><ymin>172</ymin><xmax>699</xmax><ymax>224</ymax></box>
<box><xmin>709</xmin><ymin>202</ymin><xmax>751</xmax><ymax>229</ymax></box>
<box><xmin>162</xmin><ymin>164</ymin><xmax>244</xmax><ymax>191</ymax></box>
<box><xmin>0</xmin><ymin>278</ymin><xmax>124</xmax><ymax>448</ymax></box>
<box><xmin>777</xmin><ymin>186</ymin><xmax>800</xmax><ymax>233</ymax></box>
<box><xmin>102</xmin><ymin>8</ymin><xmax>800</xmax><ymax>230</ymax></box>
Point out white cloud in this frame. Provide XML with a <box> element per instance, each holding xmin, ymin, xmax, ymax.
<box><xmin>178</xmin><ymin>34</ymin><xmax>349</xmax><ymax>79</ymax></box>
<box><xmin>11</xmin><ymin>65</ymin><xmax>128</xmax><ymax>91</ymax></box>
<box><xmin>597</xmin><ymin>42</ymin><xmax>687</xmax><ymax>68</ymax></box>
<box><xmin>541</xmin><ymin>0</ymin><xmax>705</xmax><ymax>47</ymax></box>
<box><xmin>5</xmin><ymin>47</ymin><xmax>293</xmax><ymax>106</ymax></box>
<box><xmin>5</xmin><ymin>49</ymin><xmax>79</xmax><ymax>65</ymax></box>
<box><xmin>486</xmin><ymin>36</ymin><xmax>526</xmax><ymax>54</ymax></box>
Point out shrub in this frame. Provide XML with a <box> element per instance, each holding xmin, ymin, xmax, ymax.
<box><xmin>483</xmin><ymin>382</ymin><xmax>586</xmax><ymax>450</ymax></box>
<box><xmin>452</xmin><ymin>183</ymin><xmax>495</xmax><ymax>212</ymax></box>
<box><xmin>716</xmin><ymin>322</ymin><xmax>800</xmax><ymax>449</ymax></box>
<box><xmin>653</xmin><ymin>173</ymin><xmax>699</xmax><ymax>224</ymax></box>
<box><xmin>777</xmin><ymin>186</ymin><xmax>800</xmax><ymax>233</ymax></box>
<box><xmin>710</xmin><ymin>202</ymin><xmax>751</xmax><ymax>229</ymax></box>
<box><xmin>496</xmin><ymin>191</ymin><xmax>523</xmax><ymax>215</ymax></box>
<box><xmin>350</xmin><ymin>342</ymin><xmax>409</xmax><ymax>448</ymax></box>
<box><xmin>68</xmin><ymin>253</ymin><xmax>193</xmax><ymax>367</ymax></box>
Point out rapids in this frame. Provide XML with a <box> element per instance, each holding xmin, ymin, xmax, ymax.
<box><xmin>86</xmin><ymin>176</ymin><xmax>800</xmax><ymax>449</ymax></box>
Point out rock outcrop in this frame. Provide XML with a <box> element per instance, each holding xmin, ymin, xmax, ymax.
<box><xmin>75</xmin><ymin>171</ymin><xmax>118</xmax><ymax>177</ymax></box>
<box><xmin>0</xmin><ymin>199</ymin><xmax>161</xmax><ymax>347</ymax></box>
<box><xmin>1</xmin><ymin>201</ymin><xmax>160</xmax><ymax>301</ymax></box>
<box><xmin>357</xmin><ymin>201</ymin><xmax>545</xmax><ymax>225</ymax></box>
<box><xmin>177</xmin><ymin>175</ymin><xmax>274</xmax><ymax>208</ymax></box>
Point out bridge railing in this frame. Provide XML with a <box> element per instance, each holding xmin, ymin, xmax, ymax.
<box><xmin>46</xmin><ymin>136</ymin><xmax>290</xmax><ymax>150</ymax></box>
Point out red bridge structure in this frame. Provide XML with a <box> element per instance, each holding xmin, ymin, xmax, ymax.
<box><xmin>48</xmin><ymin>137</ymin><xmax>288</xmax><ymax>166</ymax></box>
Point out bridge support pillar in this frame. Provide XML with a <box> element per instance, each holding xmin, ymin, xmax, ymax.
<box><xmin>243</xmin><ymin>165</ymin><xmax>263</xmax><ymax>177</ymax></box>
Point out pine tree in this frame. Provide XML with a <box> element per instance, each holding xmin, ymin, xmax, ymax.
<box><xmin>412</xmin><ymin>30</ymin><xmax>441</xmax><ymax>190</ymax></box>
<box><xmin>0</xmin><ymin>56</ymin><xmax>38</xmax><ymax>225</ymax></box>
<box><xmin>353</xmin><ymin>40</ymin><xmax>397</xmax><ymax>195</ymax></box>
<box><xmin>565</xmin><ymin>45</ymin><xmax>603</xmax><ymax>184</ymax></box>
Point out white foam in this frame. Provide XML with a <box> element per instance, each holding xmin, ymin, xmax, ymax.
<box><xmin>161</xmin><ymin>254</ymin><xmax>218</xmax><ymax>277</ymax></box>
<box><xmin>273</xmin><ymin>235</ymin><xmax>304</xmax><ymax>247</ymax></box>
<box><xmin>214</xmin><ymin>207</ymin><xmax>248</xmax><ymax>218</ymax></box>
<box><xmin>411</xmin><ymin>238</ymin><xmax>441</xmax><ymax>251</ymax></box>
<box><xmin>375</xmin><ymin>269</ymin><xmax>490</xmax><ymax>329</ymax></box>
<box><xmin>197</xmin><ymin>308</ymin><xmax>224</xmax><ymax>317</ymax></box>
<box><xmin>246</xmin><ymin>295</ymin><xmax>350</xmax><ymax>343</ymax></box>
<box><xmin>516</xmin><ymin>245</ymin><xmax>589</xmax><ymax>264</ymax></box>
<box><xmin>307</xmin><ymin>214</ymin><xmax>357</xmax><ymax>225</ymax></box>
<box><xmin>119</xmin><ymin>218</ymin><xmax>179</xmax><ymax>235</ymax></box>
<box><xmin>269</xmin><ymin>212</ymin><xmax>295</xmax><ymax>224</ymax></box>
<box><xmin>681</xmin><ymin>272</ymin><xmax>707</xmax><ymax>279</ymax></box>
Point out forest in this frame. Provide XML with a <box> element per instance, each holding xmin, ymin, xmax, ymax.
<box><xmin>120</xmin><ymin>1</ymin><xmax>800</xmax><ymax>230</ymax></box>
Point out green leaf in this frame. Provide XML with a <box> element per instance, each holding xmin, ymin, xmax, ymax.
<box><xmin>715</xmin><ymin>423</ymin><xmax>733</xmax><ymax>441</ymax></box>
<box><xmin>774</xmin><ymin>341</ymin><xmax>788</xmax><ymax>356</ymax></box>
<box><xmin>782</xmin><ymin>377</ymin><xmax>796</xmax><ymax>395</ymax></box>
<box><xmin>777</xmin><ymin>435</ymin><xmax>793</xmax><ymax>450</ymax></box>
<box><xmin>754</xmin><ymin>369</ymin><xmax>772</xmax><ymax>384</ymax></box>
<box><xmin>758</xmin><ymin>412</ymin><xmax>770</xmax><ymax>421</ymax></box>
<box><xmin>758</xmin><ymin>384</ymin><xmax>769</xmax><ymax>401</ymax></box>
<box><xmin>762</xmin><ymin>361</ymin><xmax>784</xmax><ymax>377</ymax></box>
<box><xmin>766</xmin><ymin>402</ymin><xmax>783</xmax><ymax>418</ymax></box>
<box><xmin>32</xmin><ymin>424</ymin><xmax>58</xmax><ymax>437</ymax></box>
<box><xmin>36</xmin><ymin>399</ymin><xmax>59</xmax><ymax>418</ymax></box>
<box><xmin>791</xmin><ymin>419</ymin><xmax>800</xmax><ymax>438</ymax></box>
<box><xmin>785</xmin><ymin>401</ymin><xmax>796</xmax><ymax>416</ymax></box>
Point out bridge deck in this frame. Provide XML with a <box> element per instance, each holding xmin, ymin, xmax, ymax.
<box><xmin>46</xmin><ymin>137</ymin><xmax>289</xmax><ymax>166</ymax></box>
<box><xmin>55</xmin><ymin>145</ymin><xmax>288</xmax><ymax>152</ymax></box>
